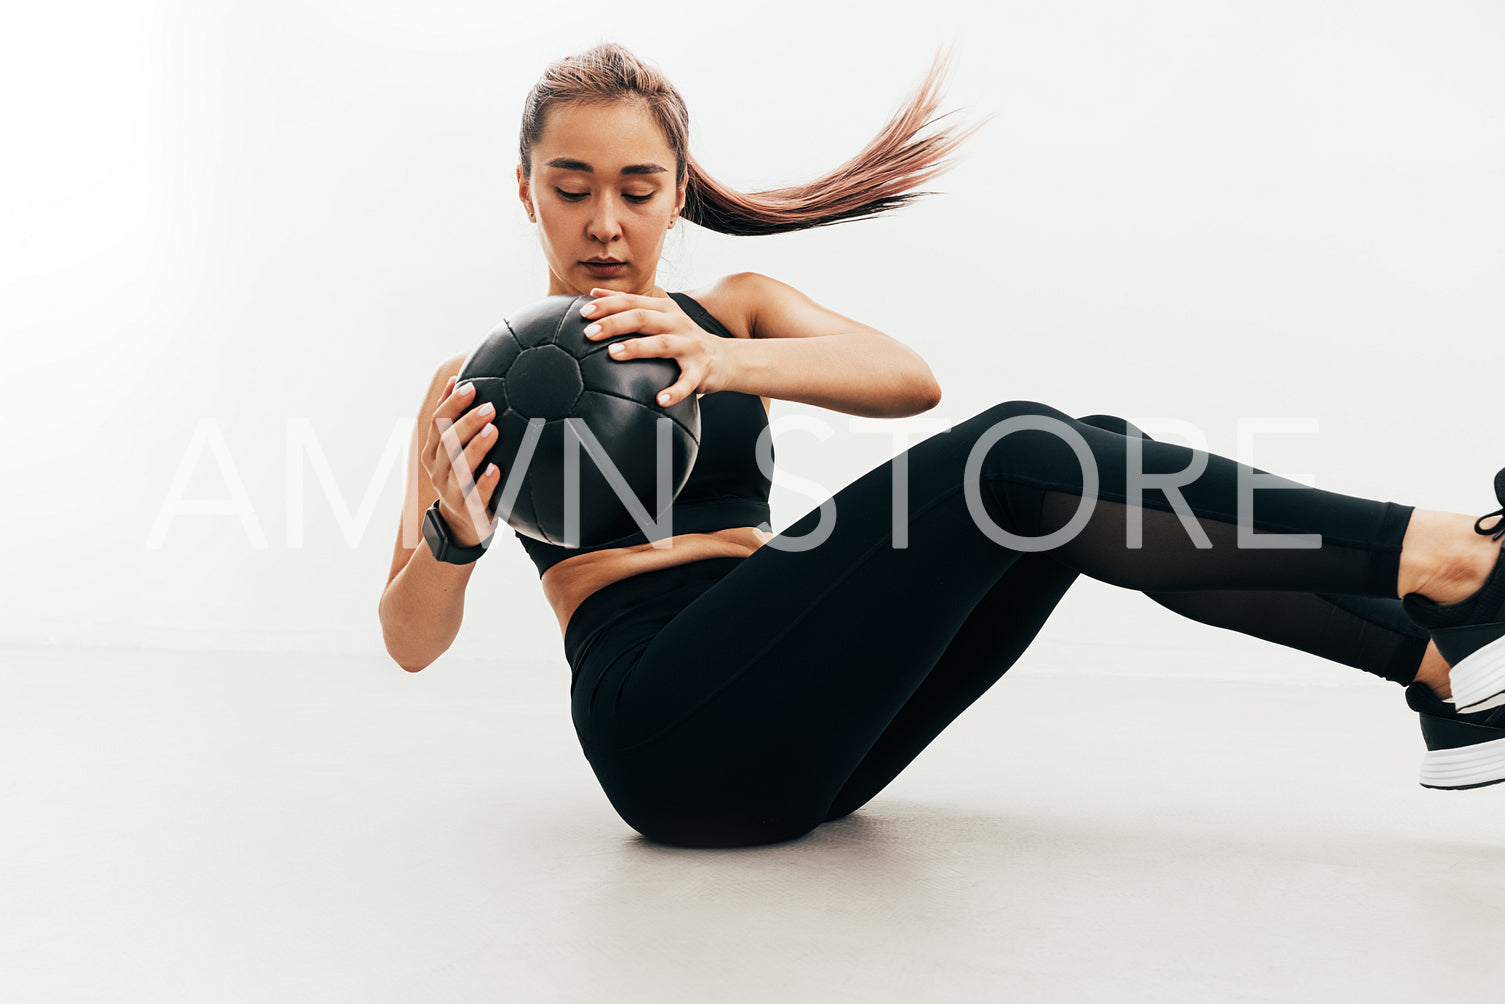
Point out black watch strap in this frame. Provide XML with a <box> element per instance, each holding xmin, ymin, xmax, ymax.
<box><xmin>422</xmin><ymin>500</ymin><xmax>495</xmax><ymax>564</ymax></box>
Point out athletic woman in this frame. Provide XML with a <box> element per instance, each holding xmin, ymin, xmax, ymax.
<box><xmin>378</xmin><ymin>43</ymin><xmax>1505</xmax><ymax>848</ymax></box>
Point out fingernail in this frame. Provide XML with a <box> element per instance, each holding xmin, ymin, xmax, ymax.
<box><xmin>609</xmin><ymin>343</ymin><xmax>624</xmax><ymax>354</ymax></box>
<box><xmin>584</xmin><ymin>323</ymin><xmax>601</xmax><ymax>337</ymax></box>
<box><xmin>580</xmin><ymin>303</ymin><xmax>596</xmax><ymax>317</ymax></box>
<box><xmin>658</xmin><ymin>392</ymin><xmax>670</xmax><ymax>405</ymax></box>
<box><xmin>485</xmin><ymin>463</ymin><xmax>497</xmax><ymax>478</ymax></box>
<box><xmin>477</xmin><ymin>402</ymin><xmax>495</xmax><ymax>417</ymax></box>
<box><xmin>458</xmin><ymin>382</ymin><xmax>475</xmax><ymax>395</ymax></box>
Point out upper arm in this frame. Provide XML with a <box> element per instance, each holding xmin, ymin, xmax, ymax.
<box><xmin>385</xmin><ymin>352</ymin><xmax>470</xmax><ymax>589</ymax></box>
<box><xmin>710</xmin><ymin>271</ymin><xmax>940</xmax><ymax>408</ymax></box>
<box><xmin>718</xmin><ymin>271</ymin><xmax>887</xmax><ymax>342</ymax></box>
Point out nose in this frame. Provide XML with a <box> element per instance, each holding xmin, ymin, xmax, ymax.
<box><xmin>587</xmin><ymin>193</ymin><xmax>624</xmax><ymax>244</ymax></box>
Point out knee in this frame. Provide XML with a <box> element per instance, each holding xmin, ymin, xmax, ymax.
<box><xmin>1076</xmin><ymin>412</ymin><xmax>1155</xmax><ymax>441</ymax></box>
<box><xmin>978</xmin><ymin>399</ymin><xmax>1068</xmax><ymax>424</ymax></box>
<box><xmin>974</xmin><ymin>401</ymin><xmax>1154</xmax><ymax>444</ymax></box>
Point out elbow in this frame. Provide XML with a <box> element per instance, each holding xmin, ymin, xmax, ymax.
<box><xmin>905</xmin><ymin>353</ymin><xmax>942</xmax><ymax>415</ymax></box>
<box><xmin>902</xmin><ymin>373</ymin><xmax>943</xmax><ymax>416</ymax></box>
<box><xmin>378</xmin><ymin>596</ymin><xmax>433</xmax><ymax>674</ymax></box>
<box><xmin>387</xmin><ymin>640</ymin><xmax>433</xmax><ymax>674</ymax></box>
<box><xmin>384</xmin><ymin>636</ymin><xmax>433</xmax><ymax>675</ymax></box>
<box><xmin>920</xmin><ymin>379</ymin><xmax>943</xmax><ymax>412</ymax></box>
<box><xmin>882</xmin><ymin>383</ymin><xmax>941</xmax><ymax>419</ymax></box>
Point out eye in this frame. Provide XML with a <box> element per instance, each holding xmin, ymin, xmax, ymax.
<box><xmin>554</xmin><ymin>188</ymin><xmax>588</xmax><ymax>202</ymax></box>
<box><xmin>624</xmin><ymin>193</ymin><xmax>654</xmax><ymax>204</ymax></box>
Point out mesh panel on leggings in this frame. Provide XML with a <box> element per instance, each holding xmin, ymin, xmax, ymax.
<box><xmin>1142</xmin><ymin>588</ymin><xmax>1429</xmax><ymax>685</ymax></box>
<box><xmin>1036</xmin><ymin>492</ymin><xmax>1394</xmax><ymax>596</ymax></box>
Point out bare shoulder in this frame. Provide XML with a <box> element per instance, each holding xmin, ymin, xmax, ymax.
<box><xmin>432</xmin><ymin>350</ymin><xmax>470</xmax><ymax>396</ymax></box>
<box><xmin>679</xmin><ymin>273</ymin><xmax>753</xmax><ymax>340</ymax></box>
<box><xmin>686</xmin><ymin>271</ymin><xmax>873</xmax><ymax>342</ymax></box>
<box><xmin>411</xmin><ymin>351</ymin><xmax>472</xmax><ymax>460</ymax></box>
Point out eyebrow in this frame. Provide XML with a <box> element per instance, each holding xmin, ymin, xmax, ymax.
<box><xmin>544</xmin><ymin>157</ymin><xmax>668</xmax><ymax>176</ymax></box>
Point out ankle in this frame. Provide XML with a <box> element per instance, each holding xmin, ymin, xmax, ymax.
<box><xmin>1414</xmin><ymin>641</ymin><xmax>1453</xmax><ymax>701</ymax></box>
<box><xmin>1424</xmin><ymin>541</ymin><xmax>1499</xmax><ymax>607</ymax></box>
<box><xmin>1400</xmin><ymin>511</ymin><xmax>1499</xmax><ymax>605</ymax></box>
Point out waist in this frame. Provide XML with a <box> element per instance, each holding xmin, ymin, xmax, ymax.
<box><xmin>562</xmin><ymin>555</ymin><xmax>748</xmax><ymax>670</ymax></box>
<box><xmin>544</xmin><ymin>525</ymin><xmax>771</xmax><ymax>636</ymax></box>
<box><xmin>518</xmin><ymin>498</ymin><xmax>772</xmax><ymax>575</ymax></box>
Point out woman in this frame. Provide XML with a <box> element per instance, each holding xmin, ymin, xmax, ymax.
<box><xmin>379</xmin><ymin>43</ymin><xmax>1505</xmax><ymax>848</ymax></box>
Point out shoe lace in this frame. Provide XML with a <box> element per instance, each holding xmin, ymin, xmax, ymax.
<box><xmin>1476</xmin><ymin>469</ymin><xmax>1505</xmax><ymax>541</ymax></box>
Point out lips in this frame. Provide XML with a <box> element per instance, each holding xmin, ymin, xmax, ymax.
<box><xmin>582</xmin><ymin>260</ymin><xmax>628</xmax><ymax>276</ymax></box>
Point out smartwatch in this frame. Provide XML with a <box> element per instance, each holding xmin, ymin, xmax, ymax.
<box><xmin>421</xmin><ymin>500</ymin><xmax>495</xmax><ymax>565</ymax></box>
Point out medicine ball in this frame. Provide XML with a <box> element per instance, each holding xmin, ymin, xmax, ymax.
<box><xmin>457</xmin><ymin>293</ymin><xmax>701</xmax><ymax>546</ymax></box>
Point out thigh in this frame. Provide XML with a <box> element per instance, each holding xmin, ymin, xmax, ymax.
<box><xmin>577</xmin><ymin>408</ymin><xmax>1038</xmax><ymax>845</ymax></box>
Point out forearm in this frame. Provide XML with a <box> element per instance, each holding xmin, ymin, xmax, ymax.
<box><xmin>378</xmin><ymin>542</ymin><xmax>480</xmax><ymax>672</ymax></box>
<box><xmin>723</xmin><ymin>331</ymin><xmax>942</xmax><ymax>418</ymax></box>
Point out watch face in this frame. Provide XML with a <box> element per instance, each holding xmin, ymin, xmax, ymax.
<box><xmin>422</xmin><ymin>504</ymin><xmax>449</xmax><ymax>559</ymax></box>
<box><xmin>423</xmin><ymin>503</ymin><xmax>488</xmax><ymax>563</ymax></box>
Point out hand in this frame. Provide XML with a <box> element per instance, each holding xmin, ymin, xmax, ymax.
<box><xmin>578</xmin><ymin>287</ymin><xmax>731</xmax><ymax>407</ymax></box>
<box><xmin>420</xmin><ymin>376</ymin><xmax>501</xmax><ymax>548</ymax></box>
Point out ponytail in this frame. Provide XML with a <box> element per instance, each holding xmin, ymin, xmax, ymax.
<box><xmin>520</xmin><ymin>45</ymin><xmax>985</xmax><ymax>237</ymax></box>
<box><xmin>684</xmin><ymin>51</ymin><xmax>986</xmax><ymax>236</ymax></box>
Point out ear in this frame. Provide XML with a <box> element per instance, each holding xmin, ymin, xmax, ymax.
<box><xmin>516</xmin><ymin>165</ymin><xmax>534</xmax><ymax>221</ymax></box>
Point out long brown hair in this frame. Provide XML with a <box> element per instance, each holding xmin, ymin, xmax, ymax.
<box><xmin>518</xmin><ymin>43</ymin><xmax>984</xmax><ymax>237</ymax></box>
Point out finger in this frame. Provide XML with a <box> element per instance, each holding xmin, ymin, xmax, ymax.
<box><xmin>579</xmin><ymin>292</ymin><xmax>624</xmax><ymax>321</ymax></box>
<box><xmin>582</xmin><ymin>288</ymin><xmax>652</xmax><ymax>310</ymax></box>
<box><xmin>581</xmin><ymin>291</ymin><xmax>670</xmax><ymax>323</ymax></box>
<box><xmin>585</xmin><ymin>307</ymin><xmax>670</xmax><ymax>341</ymax></box>
<box><xmin>655</xmin><ymin>366</ymin><xmax>700</xmax><ymax>408</ymax></box>
<box><xmin>448</xmin><ymin>424</ymin><xmax>503</xmax><ymax>539</ymax></box>
<box><xmin>606</xmin><ymin>333</ymin><xmax>674</xmax><ymax>361</ymax></box>
<box><xmin>463</xmin><ymin>461</ymin><xmax>500</xmax><ymax>503</ymax></box>
<box><xmin>431</xmin><ymin>379</ymin><xmax>477</xmax><ymax>433</ymax></box>
<box><xmin>427</xmin><ymin>414</ymin><xmax>462</xmax><ymax>488</ymax></box>
<box><xmin>430</xmin><ymin>391</ymin><xmax>493</xmax><ymax>459</ymax></box>
<box><xmin>434</xmin><ymin>400</ymin><xmax>497</xmax><ymax>477</ymax></box>
<box><xmin>456</xmin><ymin>413</ymin><xmax>499</xmax><ymax>487</ymax></box>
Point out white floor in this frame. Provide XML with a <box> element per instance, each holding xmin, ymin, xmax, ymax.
<box><xmin>3</xmin><ymin>642</ymin><xmax>1503</xmax><ymax>1003</ymax></box>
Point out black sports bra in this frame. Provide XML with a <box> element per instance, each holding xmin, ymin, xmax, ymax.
<box><xmin>513</xmin><ymin>291</ymin><xmax>774</xmax><ymax>576</ymax></box>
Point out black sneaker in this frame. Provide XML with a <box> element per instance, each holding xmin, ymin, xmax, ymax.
<box><xmin>1406</xmin><ymin>682</ymin><xmax>1505</xmax><ymax>789</ymax></box>
<box><xmin>1401</xmin><ymin>468</ymin><xmax>1505</xmax><ymax>713</ymax></box>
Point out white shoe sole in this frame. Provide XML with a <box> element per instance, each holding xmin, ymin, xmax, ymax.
<box><xmin>1420</xmin><ymin>735</ymin><xmax>1505</xmax><ymax>790</ymax></box>
<box><xmin>1447</xmin><ymin>631</ymin><xmax>1505</xmax><ymax>712</ymax></box>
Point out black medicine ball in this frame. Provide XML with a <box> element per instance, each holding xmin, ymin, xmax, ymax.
<box><xmin>457</xmin><ymin>293</ymin><xmax>701</xmax><ymax>546</ymax></box>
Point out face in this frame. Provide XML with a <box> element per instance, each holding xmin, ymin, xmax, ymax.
<box><xmin>518</xmin><ymin>100</ymin><xmax>687</xmax><ymax>297</ymax></box>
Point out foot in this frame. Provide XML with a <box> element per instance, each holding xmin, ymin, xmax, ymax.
<box><xmin>1402</xmin><ymin>469</ymin><xmax>1505</xmax><ymax>712</ymax></box>
<box><xmin>1405</xmin><ymin>682</ymin><xmax>1505</xmax><ymax>789</ymax></box>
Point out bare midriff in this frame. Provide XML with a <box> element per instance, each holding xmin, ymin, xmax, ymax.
<box><xmin>541</xmin><ymin>524</ymin><xmax>776</xmax><ymax>637</ymax></box>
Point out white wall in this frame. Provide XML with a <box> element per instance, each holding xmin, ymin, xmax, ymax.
<box><xmin>3</xmin><ymin>0</ymin><xmax>1502</xmax><ymax>678</ymax></box>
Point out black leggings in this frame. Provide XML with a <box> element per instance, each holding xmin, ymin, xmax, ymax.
<box><xmin>561</xmin><ymin>401</ymin><xmax>1428</xmax><ymax>848</ymax></box>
